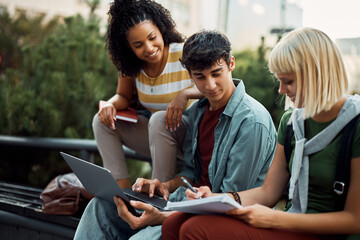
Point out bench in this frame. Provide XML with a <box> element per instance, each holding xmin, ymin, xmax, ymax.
<box><xmin>0</xmin><ymin>135</ymin><xmax>151</xmax><ymax>239</ymax></box>
<box><xmin>0</xmin><ymin>134</ymin><xmax>151</xmax><ymax>162</ymax></box>
<box><xmin>0</xmin><ymin>181</ymin><xmax>79</xmax><ymax>239</ymax></box>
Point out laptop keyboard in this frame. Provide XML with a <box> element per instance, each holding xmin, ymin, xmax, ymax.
<box><xmin>122</xmin><ymin>188</ymin><xmax>168</xmax><ymax>210</ymax></box>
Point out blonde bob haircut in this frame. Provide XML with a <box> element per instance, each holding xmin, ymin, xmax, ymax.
<box><xmin>268</xmin><ymin>27</ymin><xmax>348</xmax><ymax>119</ymax></box>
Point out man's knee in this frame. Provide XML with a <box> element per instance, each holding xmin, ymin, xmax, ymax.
<box><xmin>84</xmin><ymin>197</ymin><xmax>119</xmax><ymax>222</ymax></box>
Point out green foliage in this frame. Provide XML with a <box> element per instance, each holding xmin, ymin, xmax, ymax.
<box><xmin>0</xmin><ymin>7</ymin><xmax>120</xmax><ymax>187</ymax></box>
<box><xmin>0</xmin><ymin>11</ymin><xmax>58</xmax><ymax>69</ymax></box>
<box><xmin>232</xmin><ymin>37</ymin><xmax>285</xmax><ymax>128</ymax></box>
<box><xmin>0</xmin><ymin>13</ymin><xmax>117</xmax><ymax>138</ymax></box>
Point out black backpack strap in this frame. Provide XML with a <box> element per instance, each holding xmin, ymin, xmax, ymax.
<box><xmin>334</xmin><ymin>113</ymin><xmax>360</xmax><ymax>211</ymax></box>
<box><xmin>284</xmin><ymin>123</ymin><xmax>294</xmax><ymax>171</ymax></box>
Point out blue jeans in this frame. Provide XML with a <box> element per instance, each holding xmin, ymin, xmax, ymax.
<box><xmin>74</xmin><ymin>198</ymin><xmax>140</xmax><ymax>240</ymax></box>
<box><xmin>74</xmin><ymin>188</ymin><xmax>188</xmax><ymax>239</ymax></box>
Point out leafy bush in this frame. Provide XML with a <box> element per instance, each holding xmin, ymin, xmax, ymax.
<box><xmin>1</xmin><ymin>14</ymin><xmax>117</xmax><ymax>138</ymax></box>
<box><xmin>232</xmin><ymin>37</ymin><xmax>285</xmax><ymax>128</ymax></box>
<box><xmin>0</xmin><ymin>11</ymin><xmax>119</xmax><ymax>186</ymax></box>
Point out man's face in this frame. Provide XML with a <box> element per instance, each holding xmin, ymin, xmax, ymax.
<box><xmin>189</xmin><ymin>57</ymin><xmax>235</xmax><ymax>111</ymax></box>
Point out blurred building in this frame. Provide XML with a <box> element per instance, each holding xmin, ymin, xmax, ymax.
<box><xmin>165</xmin><ymin>0</ymin><xmax>304</xmax><ymax>50</ymax></box>
<box><xmin>0</xmin><ymin>0</ymin><xmax>204</xmax><ymax>36</ymax></box>
<box><xmin>156</xmin><ymin>0</ymin><xmax>201</xmax><ymax>37</ymax></box>
<box><xmin>226</xmin><ymin>0</ymin><xmax>303</xmax><ymax>50</ymax></box>
<box><xmin>0</xmin><ymin>0</ymin><xmax>305</xmax><ymax>51</ymax></box>
<box><xmin>0</xmin><ymin>0</ymin><xmax>105</xmax><ymax>21</ymax></box>
<box><xmin>337</xmin><ymin>37</ymin><xmax>360</xmax><ymax>93</ymax></box>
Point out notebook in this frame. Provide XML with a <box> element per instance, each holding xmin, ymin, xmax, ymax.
<box><xmin>99</xmin><ymin>100</ymin><xmax>138</xmax><ymax>123</ymax></box>
<box><xmin>60</xmin><ymin>152</ymin><xmax>167</xmax><ymax>216</ymax></box>
<box><xmin>164</xmin><ymin>194</ymin><xmax>242</xmax><ymax>215</ymax></box>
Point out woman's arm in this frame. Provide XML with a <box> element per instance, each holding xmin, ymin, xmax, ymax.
<box><xmin>109</xmin><ymin>73</ymin><xmax>135</xmax><ymax>110</ymax></box>
<box><xmin>97</xmin><ymin>73</ymin><xmax>134</xmax><ymax>128</ymax></box>
<box><xmin>165</xmin><ymin>87</ymin><xmax>203</xmax><ymax>131</ymax></box>
<box><xmin>229</xmin><ymin>156</ymin><xmax>360</xmax><ymax>235</ymax></box>
<box><xmin>187</xmin><ymin>142</ymin><xmax>290</xmax><ymax>204</ymax></box>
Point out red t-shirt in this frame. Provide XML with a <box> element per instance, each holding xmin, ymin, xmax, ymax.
<box><xmin>195</xmin><ymin>104</ymin><xmax>225</xmax><ymax>190</ymax></box>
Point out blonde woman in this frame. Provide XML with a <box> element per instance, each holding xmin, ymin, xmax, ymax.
<box><xmin>162</xmin><ymin>27</ymin><xmax>360</xmax><ymax>240</ymax></box>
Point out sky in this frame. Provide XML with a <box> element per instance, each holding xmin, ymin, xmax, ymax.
<box><xmin>301</xmin><ymin>0</ymin><xmax>360</xmax><ymax>40</ymax></box>
<box><xmin>225</xmin><ymin>0</ymin><xmax>303</xmax><ymax>49</ymax></box>
<box><xmin>221</xmin><ymin>0</ymin><xmax>360</xmax><ymax>50</ymax></box>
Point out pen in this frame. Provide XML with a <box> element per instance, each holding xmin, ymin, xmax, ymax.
<box><xmin>181</xmin><ymin>177</ymin><xmax>197</xmax><ymax>194</ymax></box>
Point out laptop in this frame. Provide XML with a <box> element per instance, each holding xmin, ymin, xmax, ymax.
<box><xmin>60</xmin><ymin>152</ymin><xmax>167</xmax><ymax>216</ymax></box>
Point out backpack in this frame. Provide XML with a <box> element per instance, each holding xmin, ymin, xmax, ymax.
<box><xmin>40</xmin><ymin>172</ymin><xmax>94</xmax><ymax>215</ymax></box>
<box><xmin>284</xmin><ymin>114</ymin><xmax>360</xmax><ymax>240</ymax></box>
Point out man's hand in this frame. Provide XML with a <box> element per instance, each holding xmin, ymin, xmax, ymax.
<box><xmin>132</xmin><ymin>178</ymin><xmax>170</xmax><ymax>200</ymax></box>
<box><xmin>113</xmin><ymin>197</ymin><xmax>165</xmax><ymax>230</ymax></box>
<box><xmin>185</xmin><ymin>186</ymin><xmax>213</xmax><ymax>200</ymax></box>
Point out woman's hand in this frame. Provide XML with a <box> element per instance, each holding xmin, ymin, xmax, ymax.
<box><xmin>226</xmin><ymin>204</ymin><xmax>277</xmax><ymax>229</ymax></box>
<box><xmin>113</xmin><ymin>197</ymin><xmax>165</xmax><ymax>230</ymax></box>
<box><xmin>165</xmin><ymin>92</ymin><xmax>188</xmax><ymax>131</ymax></box>
<box><xmin>185</xmin><ymin>186</ymin><xmax>213</xmax><ymax>200</ymax></box>
<box><xmin>132</xmin><ymin>178</ymin><xmax>170</xmax><ymax>200</ymax></box>
<box><xmin>98</xmin><ymin>101</ymin><xmax>117</xmax><ymax>129</ymax></box>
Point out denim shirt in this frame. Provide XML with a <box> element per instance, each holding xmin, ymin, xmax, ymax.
<box><xmin>177</xmin><ymin>79</ymin><xmax>277</xmax><ymax>194</ymax></box>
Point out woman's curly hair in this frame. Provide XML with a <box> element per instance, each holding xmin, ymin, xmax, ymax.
<box><xmin>107</xmin><ymin>0</ymin><xmax>184</xmax><ymax>77</ymax></box>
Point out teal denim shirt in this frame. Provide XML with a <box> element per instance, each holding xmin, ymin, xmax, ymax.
<box><xmin>178</xmin><ymin>79</ymin><xmax>277</xmax><ymax>193</ymax></box>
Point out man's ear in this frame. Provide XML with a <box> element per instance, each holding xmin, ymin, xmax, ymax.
<box><xmin>187</xmin><ymin>70</ymin><xmax>192</xmax><ymax>78</ymax></box>
<box><xmin>229</xmin><ymin>56</ymin><xmax>235</xmax><ymax>71</ymax></box>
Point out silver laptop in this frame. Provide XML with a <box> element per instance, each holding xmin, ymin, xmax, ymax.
<box><xmin>60</xmin><ymin>152</ymin><xmax>167</xmax><ymax>215</ymax></box>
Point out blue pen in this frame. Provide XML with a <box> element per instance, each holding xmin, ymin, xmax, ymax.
<box><xmin>181</xmin><ymin>177</ymin><xmax>197</xmax><ymax>194</ymax></box>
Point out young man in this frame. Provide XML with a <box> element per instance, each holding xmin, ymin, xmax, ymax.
<box><xmin>74</xmin><ymin>30</ymin><xmax>277</xmax><ymax>240</ymax></box>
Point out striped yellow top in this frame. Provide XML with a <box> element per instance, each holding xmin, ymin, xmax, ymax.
<box><xmin>135</xmin><ymin>43</ymin><xmax>196</xmax><ymax>112</ymax></box>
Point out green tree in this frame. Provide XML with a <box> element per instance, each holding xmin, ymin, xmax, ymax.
<box><xmin>0</xmin><ymin>11</ymin><xmax>58</xmax><ymax>70</ymax></box>
<box><xmin>232</xmin><ymin>36</ymin><xmax>285</xmax><ymax>128</ymax></box>
<box><xmin>1</xmin><ymin>14</ymin><xmax>117</xmax><ymax>138</ymax></box>
<box><xmin>0</xmin><ymin>9</ymin><xmax>118</xmax><ymax>186</ymax></box>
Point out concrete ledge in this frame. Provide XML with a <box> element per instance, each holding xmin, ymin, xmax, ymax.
<box><xmin>0</xmin><ymin>134</ymin><xmax>151</xmax><ymax>162</ymax></box>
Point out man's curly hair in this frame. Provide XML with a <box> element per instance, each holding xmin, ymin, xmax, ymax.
<box><xmin>107</xmin><ymin>0</ymin><xmax>184</xmax><ymax>77</ymax></box>
<box><xmin>180</xmin><ymin>30</ymin><xmax>232</xmax><ymax>73</ymax></box>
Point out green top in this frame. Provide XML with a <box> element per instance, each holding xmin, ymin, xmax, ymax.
<box><xmin>278</xmin><ymin>109</ymin><xmax>360</xmax><ymax>213</ymax></box>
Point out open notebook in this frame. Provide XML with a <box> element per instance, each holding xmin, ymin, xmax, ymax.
<box><xmin>164</xmin><ymin>194</ymin><xmax>242</xmax><ymax>215</ymax></box>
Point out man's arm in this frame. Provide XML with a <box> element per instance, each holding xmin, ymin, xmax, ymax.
<box><xmin>219</xmin><ymin>122</ymin><xmax>276</xmax><ymax>192</ymax></box>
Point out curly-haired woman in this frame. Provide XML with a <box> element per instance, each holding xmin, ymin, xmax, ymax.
<box><xmin>94</xmin><ymin>0</ymin><xmax>202</xmax><ymax>188</ymax></box>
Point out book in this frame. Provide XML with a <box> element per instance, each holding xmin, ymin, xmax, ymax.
<box><xmin>164</xmin><ymin>194</ymin><xmax>242</xmax><ymax>215</ymax></box>
<box><xmin>99</xmin><ymin>100</ymin><xmax>139</xmax><ymax>123</ymax></box>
